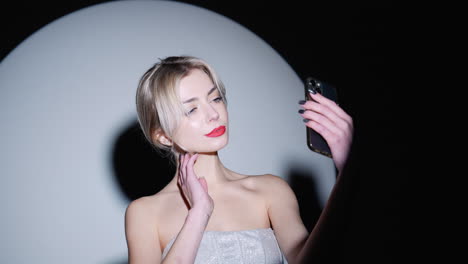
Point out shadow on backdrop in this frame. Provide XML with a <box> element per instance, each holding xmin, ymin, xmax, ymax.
<box><xmin>112</xmin><ymin>120</ymin><xmax>176</xmax><ymax>201</ymax></box>
<box><xmin>288</xmin><ymin>168</ymin><xmax>323</xmax><ymax>233</ymax></box>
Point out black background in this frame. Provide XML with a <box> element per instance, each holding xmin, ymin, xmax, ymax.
<box><xmin>1</xmin><ymin>0</ymin><xmax>409</xmax><ymax>262</ymax></box>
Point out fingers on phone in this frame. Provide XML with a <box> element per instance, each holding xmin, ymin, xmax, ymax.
<box><xmin>300</xmin><ymin>100</ymin><xmax>351</xmax><ymax>145</ymax></box>
<box><xmin>305</xmin><ymin>119</ymin><xmax>334</xmax><ymax>142</ymax></box>
<box><xmin>304</xmin><ymin>96</ymin><xmax>352</xmax><ymax>128</ymax></box>
<box><xmin>309</xmin><ymin>92</ymin><xmax>352</xmax><ymax>124</ymax></box>
<box><xmin>301</xmin><ymin>110</ymin><xmax>342</xmax><ymax>136</ymax></box>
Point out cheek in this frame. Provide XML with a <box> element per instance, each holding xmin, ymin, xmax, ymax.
<box><xmin>172</xmin><ymin>120</ymin><xmax>201</xmax><ymax>145</ymax></box>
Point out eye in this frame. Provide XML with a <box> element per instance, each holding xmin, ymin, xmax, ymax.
<box><xmin>213</xmin><ymin>96</ymin><xmax>223</xmax><ymax>103</ymax></box>
<box><xmin>186</xmin><ymin>107</ymin><xmax>197</xmax><ymax>115</ymax></box>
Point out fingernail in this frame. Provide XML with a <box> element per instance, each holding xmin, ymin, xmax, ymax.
<box><xmin>303</xmin><ymin>118</ymin><xmax>310</xmax><ymax>123</ymax></box>
<box><xmin>298</xmin><ymin>100</ymin><xmax>306</xmax><ymax>105</ymax></box>
<box><xmin>298</xmin><ymin>109</ymin><xmax>305</xmax><ymax>114</ymax></box>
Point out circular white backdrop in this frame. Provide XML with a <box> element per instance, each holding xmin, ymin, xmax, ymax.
<box><xmin>0</xmin><ymin>1</ymin><xmax>335</xmax><ymax>263</ymax></box>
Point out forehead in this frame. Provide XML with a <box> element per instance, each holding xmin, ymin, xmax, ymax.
<box><xmin>178</xmin><ymin>69</ymin><xmax>215</xmax><ymax>99</ymax></box>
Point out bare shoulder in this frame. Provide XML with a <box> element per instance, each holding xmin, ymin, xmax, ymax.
<box><xmin>125</xmin><ymin>187</ymin><xmax>180</xmax><ymax>226</ymax></box>
<box><xmin>124</xmin><ymin>195</ymin><xmax>161</xmax><ymax>252</ymax></box>
<box><xmin>125</xmin><ymin>195</ymin><xmax>157</xmax><ymax>219</ymax></box>
<box><xmin>255</xmin><ymin>174</ymin><xmax>289</xmax><ymax>184</ymax></box>
<box><xmin>125</xmin><ymin>188</ymin><xmax>181</xmax><ymax>261</ymax></box>
<box><xmin>231</xmin><ymin>174</ymin><xmax>295</xmax><ymax>203</ymax></box>
<box><xmin>242</xmin><ymin>174</ymin><xmax>299</xmax><ymax>208</ymax></box>
<box><xmin>242</xmin><ymin>174</ymin><xmax>292</xmax><ymax>192</ymax></box>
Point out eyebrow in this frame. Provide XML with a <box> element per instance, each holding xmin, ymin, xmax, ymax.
<box><xmin>182</xmin><ymin>86</ymin><xmax>218</xmax><ymax>104</ymax></box>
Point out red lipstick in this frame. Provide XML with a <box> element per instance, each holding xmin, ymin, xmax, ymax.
<box><xmin>205</xmin><ymin>126</ymin><xmax>226</xmax><ymax>137</ymax></box>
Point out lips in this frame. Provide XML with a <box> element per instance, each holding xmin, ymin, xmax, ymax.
<box><xmin>205</xmin><ymin>125</ymin><xmax>226</xmax><ymax>137</ymax></box>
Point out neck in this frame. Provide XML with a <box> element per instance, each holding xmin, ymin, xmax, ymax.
<box><xmin>173</xmin><ymin>152</ymin><xmax>229</xmax><ymax>190</ymax></box>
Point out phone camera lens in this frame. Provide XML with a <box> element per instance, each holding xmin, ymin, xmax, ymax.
<box><xmin>306</xmin><ymin>78</ymin><xmax>323</xmax><ymax>94</ymax></box>
<box><xmin>315</xmin><ymin>81</ymin><xmax>322</xmax><ymax>94</ymax></box>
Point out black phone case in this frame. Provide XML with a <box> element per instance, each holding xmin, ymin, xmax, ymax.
<box><xmin>304</xmin><ymin>77</ymin><xmax>338</xmax><ymax>158</ymax></box>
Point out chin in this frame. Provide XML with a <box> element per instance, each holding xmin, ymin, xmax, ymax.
<box><xmin>194</xmin><ymin>136</ymin><xmax>229</xmax><ymax>154</ymax></box>
<box><xmin>213</xmin><ymin>137</ymin><xmax>229</xmax><ymax>151</ymax></box>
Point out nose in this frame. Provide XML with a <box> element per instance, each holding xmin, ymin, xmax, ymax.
<box><xmin>205</xmin><ymin>104</ymin><xmax>220</xmax><ymax>123</ymax></box>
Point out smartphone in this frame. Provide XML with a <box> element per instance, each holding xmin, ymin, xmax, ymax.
<box><xmin>304</xmin><ymin>77</ymin><xmax>338</xmax><ymax>158</ymax></box>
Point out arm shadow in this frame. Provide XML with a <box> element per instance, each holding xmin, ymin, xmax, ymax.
<box><xmin>287</xmin><ymin>168</ymin><xmax>324</xmax><ymax>233</ymax></box>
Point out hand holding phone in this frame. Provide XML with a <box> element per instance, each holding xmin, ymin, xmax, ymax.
<box><xmin>300</xmin><ymin>76</ymin><xmax>354</xmax><ymax>172</ymax></box>
<box><xmin>304</xmin><ymin>77</ymin><xmax>338</xmax><ymax>157</ymax></box>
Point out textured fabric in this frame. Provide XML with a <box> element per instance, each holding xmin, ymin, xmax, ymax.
<box><xmin>161</xmin><ymin>228</ymin><xmax>288</xmax><ymax>264</ymax></box>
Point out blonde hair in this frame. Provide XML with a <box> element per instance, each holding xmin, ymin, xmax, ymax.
<box><xmin>135</xmin><ymin>56</ymin><xmax>227</xmax><ymax>159</ymax></box>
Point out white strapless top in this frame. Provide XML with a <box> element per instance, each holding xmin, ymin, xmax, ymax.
<box><xmin>161</xmin><ymin>228</ymin><xmax>288</xmax><ymax>264</ymax></box>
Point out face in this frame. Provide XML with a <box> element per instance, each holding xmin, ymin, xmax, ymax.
<box><xmin>171</xmin><ymin>69</ymin><xmax>229</xmax><ymax>153</ymax></box>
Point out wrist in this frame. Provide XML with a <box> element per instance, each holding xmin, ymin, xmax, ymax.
<box><xmin>187</xmin><ymin>206</ymin><xmax>211</xmax><ymax>228</ymax></box>
<box><xmin>190</xmin><ymin>197</ymin><xmax>214</xmax><ymax>217</ymax></box>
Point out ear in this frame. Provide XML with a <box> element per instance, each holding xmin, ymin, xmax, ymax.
<box><xmin>152</xmin><ymin>128</ymin><xmax>173</xmax><ymax>147</ymax></box>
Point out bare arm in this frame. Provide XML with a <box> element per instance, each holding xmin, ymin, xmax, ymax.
<box><xmin>268</xmin><ymin>162</ymin><xmax>354</xmax><ymax>264</ymax></box>
<box><xmin>125</xmin><ymin>202</ymin><xmax>211</xmax><ymax>264</ymax></box>
<box><xmin>268</xmin><ymin>160</ymin><xmax>354</xmax><ymax>263</ymax></box>
<box><xmin>160</xmin><ymin>208</ymin><xmax>211</xmax><ymax>263</ymax></box>
<box><xmin>265</xmin><ymin>176</ymin><xmax>309</xmax><ymax>263</ymax></box>
<box><xmin>295</xmin><ymin>159</ymin><xmax>353</xmax><ymax>263</ymax></box>
<box><xmin>125</xmin><ymin>198</ymin><xmax>161</xmax><ymax>263</ymax></box>
<box><xmin>296</xmin><ymin>90</ymin><xmax>354</xmax><ymax>262</ymax></box>
<box><xmin>125</xmin><ymin>153</ymin><xmax>213</xmax><ymax>263</ymax></box>
<box><xmin>269</xmin><ymin>90</ymin><xmax>354</xmax><ymax>263</ymax></box>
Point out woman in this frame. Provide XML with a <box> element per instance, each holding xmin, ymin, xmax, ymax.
<box><xmin>125</xmin><ymin>56</ymin><xmax>353</xmax><ymax>263</ymax></box>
